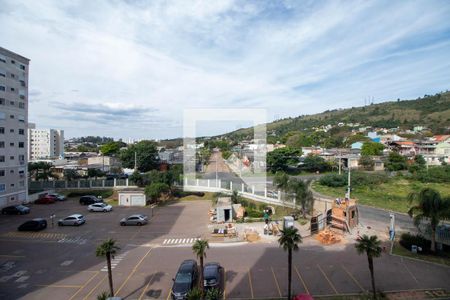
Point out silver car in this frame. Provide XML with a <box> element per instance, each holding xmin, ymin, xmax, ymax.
<box><xmin>58</xmin><ymin>214</ymin><xmax>86</xmax><ymax>226</ymax></box>
<box><xmin>88</xmin><ymin>203</ymin><xmax>113</xmax><ymax>212</ymax></box>
<box><xmin>120</xmin><ymin>214</ymin><xmax>148</xmax><ymax>226</ymax></box>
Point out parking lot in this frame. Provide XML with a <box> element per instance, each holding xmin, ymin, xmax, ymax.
<box><xmin>0</xmin><ymin>198</ymin><xmax>449</xmax><ymax>299</ymax></box>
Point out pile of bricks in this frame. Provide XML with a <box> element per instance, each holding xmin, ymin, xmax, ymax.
<box><xmin>316</xmin><ymin>229</ymin><xmax>341</xmax><ymax>245</ymax></box>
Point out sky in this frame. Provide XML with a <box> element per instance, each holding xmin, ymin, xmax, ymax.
<box><xmin>1</xmin><ymin>0</ymin><xmax>450</xmax><ymax>140</ymax></box>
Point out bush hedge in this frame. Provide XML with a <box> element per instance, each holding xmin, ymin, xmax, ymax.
<box><xmin>65</xmin><ymin>189</ymin><xmax>113</xmax><ymax>199</ymax></box>
<box><xmin>413</xmin><ymin>165</ymin><xmax>450</xmax><ymax>183</ymax></box>
<box><xmin>399</xmin><ymin>232</ymin><xmax>431</xmax><ymax>253</ymax></box>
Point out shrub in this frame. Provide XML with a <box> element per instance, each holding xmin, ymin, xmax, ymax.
<box><xmin>187</xmin><ymin>287</ymin><xmax>202</xmax><ymax>300</ymax></box>
<box><xmin>319</xmin><ymin>174</ymin><xmax>347</xmax><ymax>187</ymax></box>
<box><xmin>247</xmin><ymin>202</ymin><xmax>256</xmax><ymax>210</ymax></box>
<box><xmin>246</xmin><ymin>209</ymin><xmax>263</xmax><ymax>218</ymax></box>
<box><xmin>172</xmin><ymin>190</ymin><xmax>205</xmax><ymax>198</ymax></box>
<box><xmin>414</xmin><ymin>165</ymin><xmax>450</xmax><ymax>183</ymax></box>
<box><xmin>399</xmin><ymin>232</ymin><xmax>431</xmax><ymax>253</ymax></box>
<box><xmin>205</xmin><ymin>288</ymin><xmax>223</xmax><ymax>300</ymax></box>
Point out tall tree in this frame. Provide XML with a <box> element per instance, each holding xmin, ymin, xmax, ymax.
<box><xmin>361</xmin><ymin>142</ymin><xmax>385</xmax><ymax>156</ymax></box>
<box><xmin>267</xmin><ymin>147</ymin><xmax>302</xmax><ymax>173</ymax></box>
<box><xmin>408</xmin><ymin>188</ymin><xmax>450</xmax><ymax>252</ymax></box>
<box><xmin>96</xmin><ymin>239</ymin><xmax>120</xmax><ymax>297</ymax></box>
<box><xmin>385</xmin><ymin>151</ymin><xmax>408</xmax><ymax>171</ymax></box>
<box><xmin>355</xmin><ymin>235</ymin><xmax>382</xmax><ymax>299</ymax></box>
<box><xmin>273</xmin><ymin>171</ymin><xmax>290</xmax><ymax>198</ymax></box>
<box><xmin>192</xmin><ymin>239</ymin><xmax>209</xmax><ymax>292</ymax></box>
<box><xmin>100</xmin><ymin>141</ymin><xmax>122</xmax><ymax>156</ymax></box>
<box><xmin>278</xmin><ymin>227</ymin><xmax>302</xmax><ymax>300</ymax></box>
<box><xmin>120</xmin><ymin>140</ymin><xmax>159</xmax><ymax>172</ymax></box>
<box><xmin>302</xmin><ymin>154</ymin><xmax>329</xmax><ymax>172</ymax></box>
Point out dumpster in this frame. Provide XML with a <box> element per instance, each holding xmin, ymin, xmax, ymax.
<box><xmin>283</xmin><ymin>216</ymin><xmax>295</xmax><ymax>230</ymax></box>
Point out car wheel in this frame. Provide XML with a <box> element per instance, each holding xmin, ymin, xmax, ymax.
<box><xmin>103</xmin><ymin>209</ymin><xmax>107</xmax><ymax>212</ymax></box>
<box><xmin>120</xmin><ymin>222</ymin><xmax>126</xmax><ymax>226</ymax></box>
<box><xmin>58</xmin><ymin>222</ymin><xmax>63</xmax><ymax>226</ymax></box>
<box><xmin>137</xmin><ymin>222</ymin><xmax>142</xmax><ymax>226</ymax></box>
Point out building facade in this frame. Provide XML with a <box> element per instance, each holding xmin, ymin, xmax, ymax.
<box><xmin>28</xmin><ymin>128</ymin><xmax>64</xmax><ymax>160</ymax></box>
<box><xmin>0</xmin><ymin>47</ymin><xmax>29</xmax><ymax>207</ymax></box>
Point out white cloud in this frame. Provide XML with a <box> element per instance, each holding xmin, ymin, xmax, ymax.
<box><xmin>1</xmin><ymin>0</ymin><xmax>449</xmax><ymax>139</ymax></box>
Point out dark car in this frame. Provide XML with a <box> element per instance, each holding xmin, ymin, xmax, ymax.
<box><xmin>79</xmin><ymin>195</ymin><xmax>103</xmax><ymax>205</ymax></box>
<box><xmin>35</xmin><ymin>195</ymin><xmax>56</xmax><ymax>204</ymax></box>
<box><xmin>203</xmin><ymin>262</ymin><xmax>222</xmax><ymax>291</ymax></box>
<box><xmin>1</xmin><ymin>205</ymin><xmax>30</xmax><ymax>215</ymax></box>
<box><xmin>18</xmin><ymin>218</ymin><xmax>47</xmax><ymax>231</ymax></box>
<box><xmin>171</xmin><ymin>259</ymin><xmax>198</xmax><ymax>300</ymax></box>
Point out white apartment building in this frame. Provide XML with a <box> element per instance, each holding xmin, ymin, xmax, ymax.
<box><xmin>28</xmin><ymin>128</ymin><xmax>64</xmax><ymax>160</ymax></box>
<box><xmin>0</xmin><ymin>47</ymin><xmax>29</xmax><ymax>208</ymax></box>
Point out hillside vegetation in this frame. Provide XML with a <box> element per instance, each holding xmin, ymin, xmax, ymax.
<box><xmin>217</xmin><ymin>91</ymin><xmax>450</xmax><ymax>143</ymax></box>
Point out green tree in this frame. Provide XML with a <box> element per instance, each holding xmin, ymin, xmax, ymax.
<box><xmin>302</xmin><ymin>154</ymin><xmax>329</xmax><ymax>172</ymax></box>
<box><xmin>273</xmin><ymin>171</ymin><xmax>290</xmax><ymax>194</ymax></box>
<box><xmin>355</xmin><ymin>235</ymin><xmax>382</xmax><ymax>299</ymax></box>
<box><xmin>408</xmin><ymin>188</ymin><xmax>450</xmax><ymax>252</ymax></box>
<box><xmin>28</xmin><ymin>161</ymin><xmax>54</xmax><ymax>181</ymax></box>
<box><xmin>129</xmin><ymin>171</ymin><xmax>144</xmax><ymax>187</ymax></box>
<box><xmin>361</xmin><ymin>142</ymin><xmax>385</xmax><ymax>156</ymax></box>
<box><xmin>278</xmin><ymin>227</ymin><xmax>302</xmax><ymax>300</ymax></box>
<box><xmin>87</xmin><ymin>168</ymin><xmax>105</xmax><ymax>179</ymax></box>
<box><xmin>267</xmin><ymin>147</ymin><xmax>302</xmax><ymax>173</ymax></box>
<box><xmin>63</xmin><ymin>169</ymin><xmax>80</xmax><ymax>181</ymax></box>
<box><xmin>96</xmin><ymin>239</ymin><xmax>120</xmax><ymax>297</ymax></box>
<box><xmin>345</xmin><ymin>134</ymin><xmax>371</xmax><ymax>147</ymax></box>
<box><xmin>359</xmin><ymin>155</ymin><xmax>374</xmax><ymax>171</ymax></box>
<box><xmin>192</xmin><ymin>239</ymin><xmax>209</xmax><ymax>292</ymax></box>
<box><xmin>288</xmin><ymin>179</ymin><xmax>314</xmax><ymax>217</ymax></box>
<box><xmin>385</xmin><ymin>151</ymin><xmax>408</xmax><ymax>171</ymax></box>
<box><xmin>100</xmin><ymin>141</ymin><xmax>122</xmax><ymax>156</ymax></box>
<box><xmin>144</xmin><ymin>182</ymin><xmax>170</xmax><ymax>203</ymax></box>
<box><xmin>231</xmin><ymin>190</ymin><xmax>241</xmax><ymax>204</ymax></box>
<box><xmin>120</xmin><ymin>140</ymin><xmax>159</xmax><ymax>172</ymax></box>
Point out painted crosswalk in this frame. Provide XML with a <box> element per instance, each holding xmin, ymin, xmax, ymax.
<box><xmin>162</xmin><ymin>237</ymin><xmax>200</xmax><ymax>245</ymax></box>
<box><xmin>57</xmin><ymin>236</ymin><xmax>87</xmax><ymax>245</ymax></box>
<box><xmin>1</xmin><ymin>232</ymin><xmax>66</xmax><ymax>240</ymax></box>
<box><xmin>101</xmin><ymin>251</ymin><xmax>129</xmax><ymax>272</ymax></box>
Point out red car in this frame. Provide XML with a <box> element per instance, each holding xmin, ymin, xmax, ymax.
<box><xmin>35</xmin><ymin>195</ymin><xmax>56</xmax><ymax>204</ymax></box>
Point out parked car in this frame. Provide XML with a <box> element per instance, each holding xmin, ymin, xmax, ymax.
<box><xmin>58</xmin><ymin>214</ymin><xmax>86</xmax><ymax>226</ymax></box>
<box><xmin>18</xmin><ymin>218</ymin><xmax>47</xmax><ymax>231</ymax></box>
<box><xmin>1</xmin><ymin>205</ymin><xmax>30</xmax><ymax>215</ymax></box>
<box><xmin>88</xmin><ymin>203</ymin><xmax>112</xmax><ymax>212</ymax></box>
<box><xmin>203</xmin><ymin>262</ymin><xmax>222</xmax><ymax>291</ymax></box>
<box><xmin>120</xmin><ymin>214</ymin><xmax>148</xmax><ymax>226</ymax></box>
<box><xmin>48</xmin><ymin>193</ymin><xmax>67</xmax><ymax>201</ymax></box>
<box><xmin>171</xmin><ymin>259</ymin><xmax>198</xmax><ymax>300</ymax></box>
<box><xmin>35</xmin><ymin>195</ymin><xmax>56</xmax><ymax>204</ymax></box>
<box><xmin>79</xmin><ymin>195</ymin><xmax>103</xmax><ymax>205</ymax></box>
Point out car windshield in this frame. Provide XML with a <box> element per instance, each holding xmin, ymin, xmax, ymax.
<box><xmin>204</xmin><ymin>266</ymin><xmax>218</xmax><ymax>279</ymax></box>
<box><xmin>16</xmin><ymin>205</ymin><xmax>27</xmax><ymax>209</ymax></box>
<box><xmin>175</xmin><ymin>272</ymin><xmax>191</xmax><ymax>283</ymax></box>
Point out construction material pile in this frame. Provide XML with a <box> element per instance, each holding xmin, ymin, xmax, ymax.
<box><xmin>316</xmin><ymin>229</ymin><xmax>341</xmax><ymax>245</ymax></box>
<box><xmin>244</xmin><ymin>227</ymin><xmax>260</xmax><ymax>242</ymax></box>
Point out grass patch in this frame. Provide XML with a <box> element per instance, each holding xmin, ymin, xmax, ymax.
<box><xmin>312</xmin><ymin>179</ymin><xmax>450</xmax><ymax>213</ymax></box>
<box><xmin>392</xmin><ymin>241</ymin><xmax>450</xmax><ymax>266</ymax></box>
<box><xmin>106</xmin><ymin>199</ymin><xmax>119</xmax><ymax>206</ymax></box>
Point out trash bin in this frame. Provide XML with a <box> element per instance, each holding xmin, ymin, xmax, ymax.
<box><xmin>283</xmin><ymin>216</ymin><xmax>294</xmax><ymax>230</ymax></box>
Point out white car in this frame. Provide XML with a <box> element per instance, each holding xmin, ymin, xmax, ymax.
<box><xmin>88</xmin><ymin>203</ymin><xmax>112</xmax><ymax>212</ymax></box>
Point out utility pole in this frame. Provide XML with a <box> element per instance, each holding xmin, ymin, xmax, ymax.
<box><xmin>133</xmin><ymin>151</ymin><xmax>137</xmax><ymax>172</ymax></box>
<box><xmin>338</xmin><ymin>151</ymin><xmax>342</xmax><ymax>175</ymax></box>
<box><xmin>347</xmin><ymin>166</ymin><xmax>351</xmax><ymax>199</ymax></box>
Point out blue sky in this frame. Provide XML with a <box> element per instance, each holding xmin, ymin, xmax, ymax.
<box><xmin>1</xmin><ymin>0</ymin><xmax>450</xmax><ymax>139</ymax></box>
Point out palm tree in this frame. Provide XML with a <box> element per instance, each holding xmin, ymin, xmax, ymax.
<box><xmin>278</xmin><ymin>227</ymin><xmax>302</xmax><ymax>300</ymax></box>
<box><xmin>408</xmin><ymin>188</ymin><xmax>450</xmax><ymax>252</ymax></box>
<box><xmin>231</xmin><ymin>190</ymin><xmax>240</xmax><ymax>204</ymax></box>
<box><xmin>355</xmin><ymin>235</ymin><xmax>382</xmax><ymax>299</ymax></box>
<box><xmin>96</xmin><ymin>239</ymin><xmax>120</xmax><ymax>297</ymax></box>
<box><xmin>192</xmin><ymin>239</ymin><xmax>209</xmax><ymax>292</ymax></box>
<box><xmin>288</xmin><ymin>179</ymin><xmax>314</xmax><ymax>218</ymax></box>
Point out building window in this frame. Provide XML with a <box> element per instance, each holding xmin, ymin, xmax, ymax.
<box><xmin>0</xmin><ymin>56</ymin><xmax>5</xmax><ymax>63</ymax></box>
<box><xmin>9</xmin><ymin>169</ymin><xmax>14</xmax><ymax>174</ymax></box>
<box><xmin>0</xmin><ymin>170</ymin><xmax>4</xmax><ymax>176</ymax></box>
<box><xmin>0</xmin><ymin>141</ymin><xmax>4</xmax><ymax>148</ymax></box>
<box><xmin>10</xmin><ymin>101</ymin><xmax>14</xmax><ymax>106</ymax></box>
<box><xmin>10</xmin><ymin>183</ymin><xmax>14</xmax><ymax>188</ymax></box>
<box><xmin>20</xmin><ymin>65</ymin><xmax>25</xmax><ymax>71</ymax></box>
<box><xmin>10</xmin><ymin>115</ymin><xmax>14</xmax><ymax>119</ymax></box>
<box><xmin>0</xmin><ymin>98</ymin><xmax>4</xmax><ymax>105</ymax></box>
<box><xmin>0</xmin><ymin>156</ymin><xmax>4</xmax><ymax>162</ymax></box>
<box><xmin>10</xmin><ymin>87</ymin><xmax>15</xmax><ymax>92</ymax></box>
<box><xmin>19</xmin><ymin>129</ymin><xmax>24</xmax><ymax>135</ymax></box>
<box><xmin>11</xmin><ymin>74</ymin><xmax>15</xmax><ymax>78</ymax></box>
<box><xmin>19</xmin><ymin>180</ymin><xmax>25</xmax><ymax>187</ymax></box>
<box><xmin>20</xmin><ymin>80</ymin><xmax>25</xmax><ymax>87</ymax></box>
<box><xmin>0</xmin><ymin>184</ymin><xmax>5</xmax><ymax>192</ymax></box>
<box><xmin>19</xmin><ymin>95</ymin><xmax>25</xmax><ymax>100</ymax></box>
<box><xmin>9</xmin><ymin>142</ymin><xmax>14</xmax><ymax>147</ymax></box>
<box><xmin>19</xmin><ymin>102</ymin><xmax>25</xmax><ymax>109</ymax></box>
<box><xmin>11</xmin><ymin>60</ymin><xmax>15</xmax><ymax>64</ymax></box>
<box><xmin>10</xmin><ymin>129</ymin><xmax>14</xmax><ymax>133</ymax></box>
<box><xmin>19</xmin><ymin>155</ymin><xmax>24</xmax><ymax>161</ymax></box>
<box><xmin>0</xmin><ymin>86</ymin><xmax>5</xmax><ymax>91</ymax></box>
<box><xmin>0</xmin><ymin>72</ymin><xmax>5</xmax><ymax>77</ymax></box>
<box><xmin>18</xmin><ymin>115</ymin><xmax>25</xmax><ymax>122</ymax></box>
<box><xmin>10</xmin><ymin>156</ymin><xmax>14</xmax><ymax>160</ymax></box>
<box><xmin>0</xmin><ymin>127</ymin><xmax>4</xmax><ymax>134</ymax></box>
<box><xmin>19</xmin><ymin>142</ymin><xmax>24</xmax><ymax>148</ymax></box>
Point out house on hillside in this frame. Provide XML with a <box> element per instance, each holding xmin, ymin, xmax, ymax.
<box><xmin>435</xmin><ymin>139</ymin><xmax>450</xmax><ymax>164</ymax></box>
<box><xmin>388</xmin><ymin>141</ymin><xmax>416</xmax><ymax>156</ymax></box>
<box><xmin>351</xmin><ymin>142</ymin><xmax>363</xmax><ymax>150</ymax></box>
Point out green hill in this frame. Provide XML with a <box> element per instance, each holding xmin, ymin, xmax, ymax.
<box><xmin>216</xmin><ymin>91</ymin><xmax>450</xmax><ymax>145</ymax></box>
